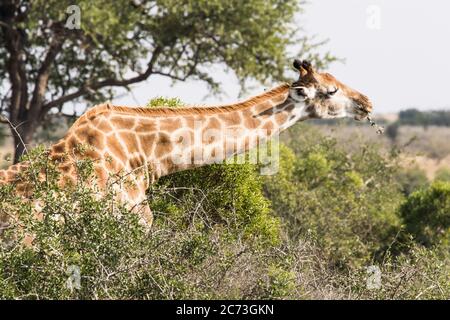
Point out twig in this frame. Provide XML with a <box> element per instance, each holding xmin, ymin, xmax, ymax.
<box><xmin>367</xmin><ymin>114</ymin><xmax>384</xmax><ymax>135</ymax></box>
<box><xmin>0</xmin><ymin>115</ymin><xmax>28</xmax><ymax>157</ymax></box>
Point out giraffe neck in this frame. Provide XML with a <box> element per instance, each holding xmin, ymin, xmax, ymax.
<box><xmin>36</xmin><ymin>84</ymin><xmax>308</xmax><ymax>183</ymax></box>
<box><xmin>148</xmin><ymin>85</ymin><xmax>309</xmax><ymax>177</ymax></box>
<box><xmin>199</xmin><ymin>92</ymin><xmax>306</xmax><ymax>163</ymax></box>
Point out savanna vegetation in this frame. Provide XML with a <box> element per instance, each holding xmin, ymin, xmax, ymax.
<box><xmin>0</xmin><ymin>0</ymin><xmax>448</xmax><ymax>300</ymax></box>
<box><xmin>0</xmin><ymin>98</ymin><xmax>448</xmax><ymax>300</ymax></box>
<box><xmin>397</xmin><ymin>109</ymin><xmax>450</xmax><ymax>127</ymax></box>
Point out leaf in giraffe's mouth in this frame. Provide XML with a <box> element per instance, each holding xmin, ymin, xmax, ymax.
<box><xmin>367</xmin><ymin>114</ymin><xmax>384</xmax><ymax>135</ymax></box>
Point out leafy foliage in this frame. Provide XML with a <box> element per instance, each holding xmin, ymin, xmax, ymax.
<box><xmin>146</xmin><ymin>97</ymin><xmax>183</xmax><ymax>108</ymax></box>
<box><xmin>400</xmin><ymin>181</ymin><xmax>450</xmax><ymax>248</ymax></box>
<box><xmin>264</xmin><ymin>125</ymin><xmax>403</xmax><ymax>267</ymax></box>
<box><xmin>5</xmin><ymin>0</ymin><xmax>306</xmax><ymax>100</ymax></box>
<box><xmin>0</xmin><ymin>147</ymin><xmax>283</xmax><ymax>299</ymax></box>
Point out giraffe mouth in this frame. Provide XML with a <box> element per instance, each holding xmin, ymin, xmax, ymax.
<box><xmin>353</xmin><ymin>104</ymin><xmax>371</xmax><ymax>121</ymax></box>
<box><xmin>354</xmin><ymin>112</ymin><xmax>368</xmax><ymax>121</ymax></box>
<box><xmin>367</xmin><ymin>114</ymin><xmax>384</xmax><ymax>134</ymax></box>
<box><xmin>351</xmin><ymin>96</ymin><xmax>373</xmax><ymax>120</ymax></box>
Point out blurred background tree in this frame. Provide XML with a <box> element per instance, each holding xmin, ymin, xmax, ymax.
<box><xmin>0</xmin><ymin>0</ymin><xmax>334</xmax><ymax>163</ymax></box>
<box><xmin>398</xmin><ymin>109</ymin><xmax>450</xmax><ymax>127</ymax></box>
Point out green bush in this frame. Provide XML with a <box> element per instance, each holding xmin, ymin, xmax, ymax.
<box><xmin>337</xmin><ymin>243</ymin><xmax>449</xmax><ymax>300</ymax></box>
<box><xmin>265</xmin><ymin>125</ymin><xmax>403</xmax><ymax>268</ymax></box>
<box><xmin>150</xmin><ymin>162</ymin><xmax>281</xmax><ymax>247</ymax></box>
<box><xmin>0</xmin><ymin>147</ymin><xmax>286</xmax><ymax>299</ymax></box>
<box><xmin>146</xmin><ymin>97</ymin><xmax>183</xmax><ymax>108</ymax></box>
<box><xmin>400</xmin><ymin>181</ymin><xmax>450</xmax><ymax>248</ymax></box>
<box><xmin>0</xmin><ymin>150</ymin><xmax>147</xmax><ymax>299</ymax></box>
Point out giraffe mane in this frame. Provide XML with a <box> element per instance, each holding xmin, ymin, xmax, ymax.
<box><xmin>84</xmin><ymin>83</ymin><xmax>290</xmax><ymax>119</ymax></box>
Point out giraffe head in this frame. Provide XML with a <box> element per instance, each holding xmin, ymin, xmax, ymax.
<box><xmin>289</xmin><ymin>59</ymin><xmax>372</xmax><ymax>120</ymax></box>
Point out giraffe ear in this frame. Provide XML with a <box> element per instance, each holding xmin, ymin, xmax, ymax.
<box><xmin>293</xmin><ymin>59</ymin><xmax>308</xmax><ymax>77</ymax></box>
<box><xmin>301</xmin><ymin>60</ymin><xmax>314</xmax><ymax>73</ymax></box>
<box><xmin>293</xmin><ymin>59</ymin><xmax>302</xmax><ymax>70</ymax></box>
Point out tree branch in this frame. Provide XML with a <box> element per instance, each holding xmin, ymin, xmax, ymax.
<box><xmin>42</xmin><ymin>46</ymin><xmax>163</xmax><ymax>112</ymax></box>
<box><xmin>152</xmin><ymin>71</ymin><xmax>191</xmax><ymax>82</ymax></box>
<box><xmin>29</xmin><ymin>24</ymin><xmax>65</xmax><ymax>120</ymax></box>
<box><xmin>1</xmin><ymin>29</ymin><xmax>21</xmax><ymax>120</ymax></box>
<box><xmin>152</xmin><ymin>45</ymin><xmax>201</xmax><ymax>83</ymax></box>
<box><xmin>0</xmin><ymin>3</ymin><xmax>28</xmax><ymax>123</ymax></box>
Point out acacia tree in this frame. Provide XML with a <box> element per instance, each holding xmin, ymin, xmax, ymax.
<box><xmin>0</xmin><ymin>0</ymin><xmax>332</xmax><ymax>163</ymax></box>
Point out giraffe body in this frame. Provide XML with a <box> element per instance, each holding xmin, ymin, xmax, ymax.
<box><xmin>0</xmin><ymin>84</ymin><xmax>299</xmax><ymax>225</ymax></box>
<box><xmin>0</xmin><ymin>60</ymin><xmax>373</xmax><ymax>228</ymax></box>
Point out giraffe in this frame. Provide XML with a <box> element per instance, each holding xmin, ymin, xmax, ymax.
<box><xmin>0</xmin><ymin>60</ymin><xmax>373</xmax><ymax>229</ymax></box>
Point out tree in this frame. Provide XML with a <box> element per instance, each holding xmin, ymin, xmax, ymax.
<box><xmin>398</xmin><ymin>108</ymin><xmax>450</xmax><ymax>127</ymax></box>
<box><xmin>0</xmin><ymin>0</ymin><xmax>333</xmax><ymax>163</ymax></box>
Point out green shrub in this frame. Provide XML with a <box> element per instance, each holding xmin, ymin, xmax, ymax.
<box><xmin>256</xmin><ymin>264</ymin><xmax>296</xmax><ymax>299</ymax></box>
<box><xmin>146</xmin><ymin>97</ymin><xmax>183</xmax><ymax>108</ymax></box>
<box><xmin>0</xmin><ymin>151</ymin><xmax>148</xmax><ymax>299</ymax></box>
<box><xmin>0</xmin><ymin>147</ymin><xmax>285</xmax><ymax>299</ymax></box>
<box><xmin>347</xmin><ymin>244</ymin><xmax>449</xmax><ymax>300</ymax></box>
<box><xmin>265</xmin><ymin>124</ymin><xmax>404</xmax><ymax>268</ymax></box>
<box><xmin>0</xmin><ymin>97</ymin><xmax>284</xmax><ymax>299</ymax></box>
<box><xmin>150</xmin><ymin>162</ymin><xmax>281</xmax><ymax>247</ymax></box>
<box><xmin>400</xmin><ymin>181</ymin><xmax>450</xmax><ymax>248</ymax></box>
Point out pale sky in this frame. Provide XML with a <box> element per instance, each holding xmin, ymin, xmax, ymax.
<box><xmin>114</xmin><ymin>0</ymin><xmax>450</xmax><ymax>114</ymax></box>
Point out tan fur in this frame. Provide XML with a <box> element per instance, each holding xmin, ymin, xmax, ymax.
<box><xmin>0</xmin><ymin>66</ymin><xmax>372</xmax><ymax>233</ymax></box>
<box><xmin>0</xmin><ymin>85</ymin><xmax>292</xmax><ymax>228</ymax></box>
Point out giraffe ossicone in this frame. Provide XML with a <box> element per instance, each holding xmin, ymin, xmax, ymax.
<box><xmin>0</xmin><ymin>60</ymin><xmax>373</xmax><ymax>229</ymax></box>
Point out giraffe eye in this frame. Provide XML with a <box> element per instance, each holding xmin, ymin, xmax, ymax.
<box><xmin>296</xmin><ymin>87</ymin><xmax>306</xmax><ymax>96</ymax></box>
<box><xmin>327</xmin><ymin>87</ymin><xmax>338</xmax><ymax>96</ymax></box>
